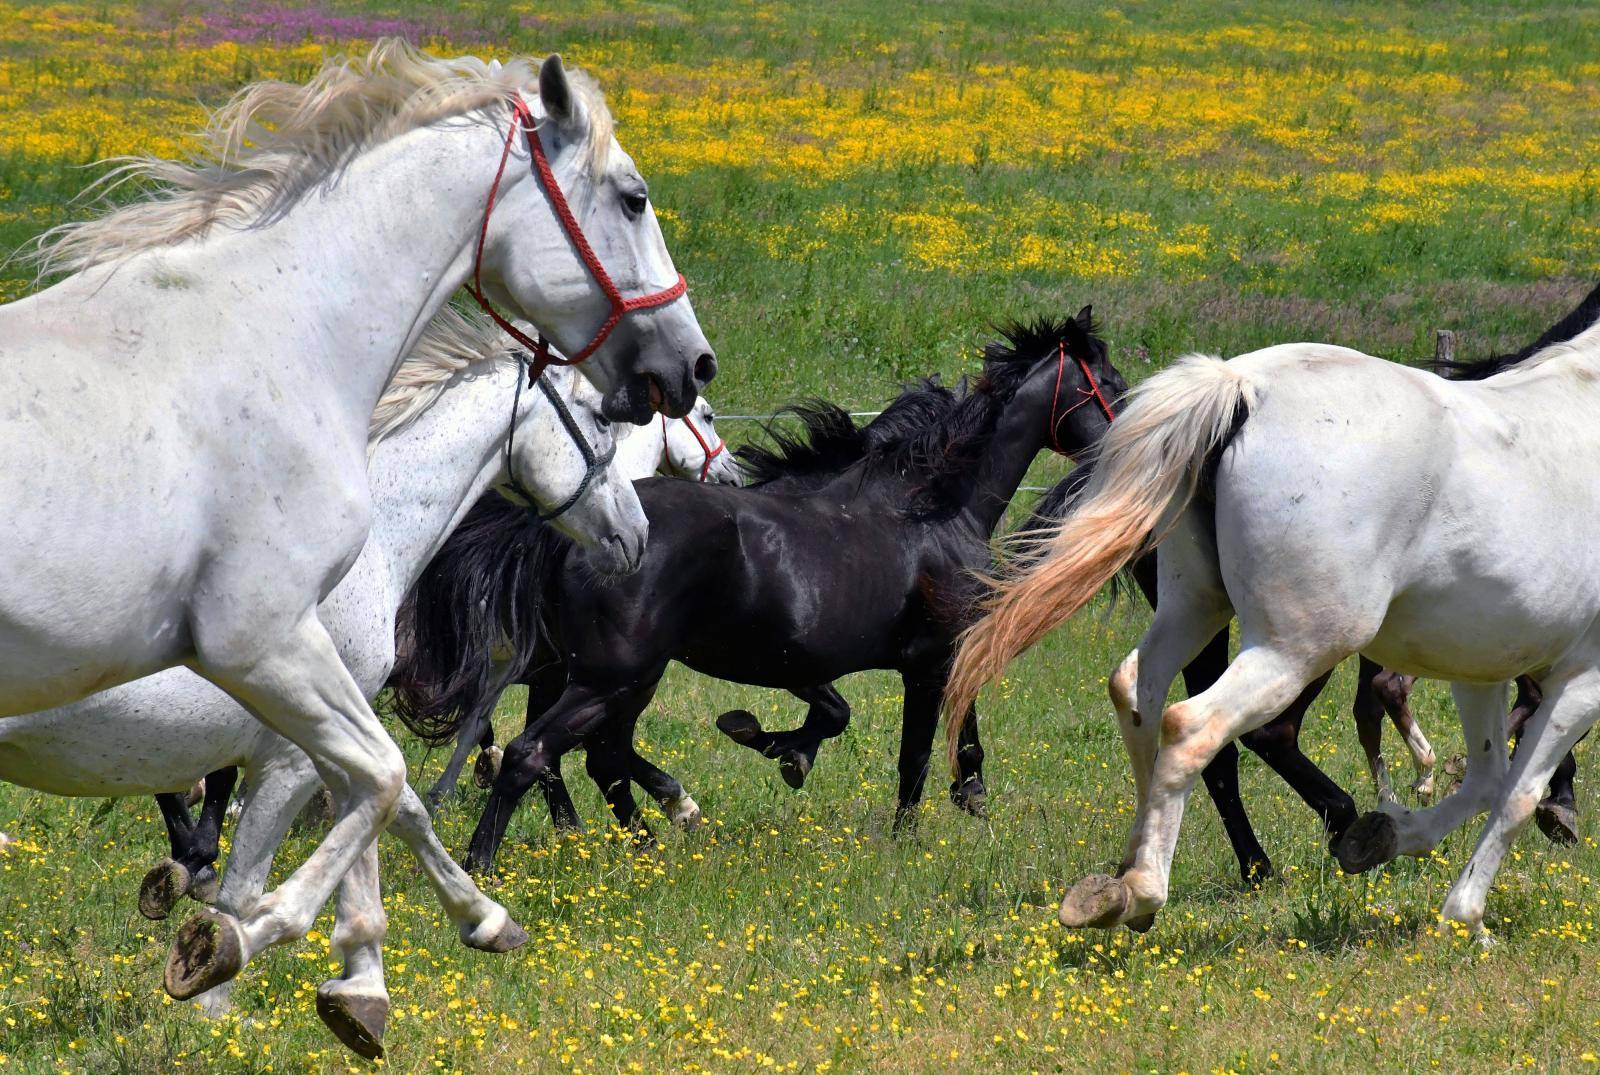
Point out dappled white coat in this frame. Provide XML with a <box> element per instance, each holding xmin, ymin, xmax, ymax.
<box><xmin>0</xmin><ymin>355</ymin><xmax>631</xmax><ymax>1014</ymax></box>
<box><xmin>949</xmin><ymin>318</ymin><xmax>1600</xmax><ymax>937</ymax></box>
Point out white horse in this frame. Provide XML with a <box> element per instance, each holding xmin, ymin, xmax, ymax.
<box><xmin>947</xmin><ymin>321</ymin><xmax>1600</xmax><ymax>936</ymax></box>
<box><xmin>0</xmin><ymin>308</ymin><xmax>634</xmax><ymax>1056</ymax></box>
<box><xmin>0</xmin><ymin>39</ymin><xmax>712</xmax><ymax>1003</ymax></box>
<box><xmin>423</xmin><ymin>393</ymin><xmax>741</xmax><ymax>808</ymax></box>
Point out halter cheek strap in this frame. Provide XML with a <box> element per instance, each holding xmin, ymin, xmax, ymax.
<box><xmin>1047</xmin><ymin>339</ymin><xmax>1118</xmax><ymax>455</ymax></box>
<box><xmin>663</xmin><ymin>412</ymin><xmax>726</xmax><ymax>482</ymax></box>
<box><xmin>468</xmin><ymin>94</ymin><xmax>688</xmax><ymax>382</ymax></box>
<box><xmin>502</xmin><ymin>354</ymin><xmax>616</xmax><ymax>522</ymax></box>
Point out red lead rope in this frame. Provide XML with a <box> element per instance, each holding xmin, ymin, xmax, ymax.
<box><xmin>1047</xmin><ymin>339</ymin><xmax>1118</xmax><ymax>454</ymax></box>
<box><xmin>662</xmin><ymin>412</ymin><xmax>726</xmax><ymax>482</ymax></box>
<box><xmin>468</xmin><ymin>94</ymin><xmax>688</xmax><ymax>381</ymax></box>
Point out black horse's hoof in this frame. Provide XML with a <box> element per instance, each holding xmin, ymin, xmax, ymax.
<box><xmin>715</xmin><ymin>709</ymin><xmax>764</xmax><ymax>747</ymax></box>
<box><xmin>1536</xmin><ymin>802</ymin><xmax>1579</xmax><ymax>845</ymax></box>
<box><xmin>164</xmin><ymin>909</ymin><xmax>245</xmax><ymax>1000</ymax></box>
<box><xmin>316</xmin><ymin>985</ymin><xmax>388</xmax><ymax>1060</ymax></box>
<box><xmin>778</xmin><ymin>750</ymin><xmax>812</xmax><ymax>789</ymax></box>
<box><xmin>1334</xmin><ymin>812</ymin><xmax>1399</xmax><ymax>875</ymax></box>
<box><xmin>188</xmin><ymin>865</ymin><xmax>221</xmax><ymax>905</ymax></box>
<box><xmin>950</xmin><ymin>779</ymin><xmax>988</xmax><ymax>818</ymax></box>
<box><xmin>473</xmin><ymin>746</ymin><xmax>503</xmax><ymax>789</ymax></box>
<box><xmin>139</xmin><ymin>858</ymin><xmax>191</xmax><ymax>921</ymax></box>
<box><xmin>1240</xmin><ymin>858</ymin><xmax>1275</xmax><ymax>888</ymax></box>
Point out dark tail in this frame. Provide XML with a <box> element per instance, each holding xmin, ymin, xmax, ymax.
<box><xmin>387</xmin><ymin>495</ymin><xmax>563</xmax><ymax>745</ymax></box>
<box><xmin>1435</xmin><ymin>281</ymin><xmax>1600</xmax><ymax>380</ymax></box>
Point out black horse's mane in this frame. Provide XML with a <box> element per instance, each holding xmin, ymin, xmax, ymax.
<box><xmin>736</xmin><ymin>314</ymin><xmax>1100</xmax><ymax>518</ymax></box>
<box><xmin>1435</xmin><ymin>282</ymin><xmax>1600</xmax><ymax>381</ymax></box>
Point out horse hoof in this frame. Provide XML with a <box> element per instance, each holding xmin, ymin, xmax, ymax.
<box><xmin>715</xmin><ymin>709</ymin><xmax>764</xmax><ymax>747</ymax></box>
<box><xmin>1536</xmin><ymin>802</ymin><xmax>1579</xmax><ymax>846</ymax></box>
<box><xmin>667</xmin><ymin>795</ymin><xmax>703</xmax><ymax>830</ymax></box>
<box><xmin>1058</xmin><ymin>874</ymin><xmax>1130</xmax><ymax>929</ymax></box>
<box><xmin>316</xmin><ymin>984</ymin><xmax>388</xmax><ymax>1060</ymax></box>
<box><xmin>188</xmin><ymin>865</ymin><xmax>221</xmax><ymax>905</ymax></box>
<box><xmin>1335</xmin><ymin>812</ymin><xmax>1399</xmax><ymax>875</ymax></box>
<box><xmin>779</xmin><ymin>751</ymin><xmax>812</xmax><ymax>790</ymax></box>
<box><xmin>184</xmin><ymin>778</ymin><xmax>207</xmax><ymax>809</ymax></box>
<box><xmin>139</xmin><ymin>858</ymin><xmax>192</xmax><ymax>921</ymax></box>
<box><xmin>462</xmin><ymin>915</ymin><xmax>529</xmax><ymax>954</ymax></box>
<box><xmin>1125</xmin><ymin>912</ymin><xmax>1157</xmax><ymax>934</ymax></box>
<box><xmin>165</xmin><ymin>909</ymin><xmax>246</xmax><ymax>1000</ymax></box>
<box><xmin>1241</xmin><ymin>858</ymin><xmax>1275</xmax><ymax>887</ymax></box>
<box><xmin>950</xmin><ymin>780</ymin><xmax>988</xmax><ymax>818</ymax></box>
<box><xmin>473</xmin><ymin>746</ymin><xmax>503</xmax><ymax>789</ymax></box>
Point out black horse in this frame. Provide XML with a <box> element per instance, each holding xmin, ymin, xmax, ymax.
<box><xmin>1020</xmin><ymin>284</ymin><xmax>1600</xmax><ymax>885</ymax></box>
<box><xmin>388</xmin><ymin>309</ymin><xmax>1127</xmax><ymax>871</ymax></box>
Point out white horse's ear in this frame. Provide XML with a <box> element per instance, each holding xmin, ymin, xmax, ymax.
<box><xmin>539</xmin><ymin>54</ymin><xmax>584</xmax><ymax>132</ymax></box>
<box><xmin>487</xmin><ymin>58</ymin><xmax>503</xmax><ymax>74</ymax></box>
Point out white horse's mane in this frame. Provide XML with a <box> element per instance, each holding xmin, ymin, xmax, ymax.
<box><xmin>31</xmin><ymin>38</ymin><xmax>614</xmax><ymax>275</ymax></box>
<box><xmin>369</xmin><ymin>305</ymin><xmax>542</xmax><ymax>447</ymax></box>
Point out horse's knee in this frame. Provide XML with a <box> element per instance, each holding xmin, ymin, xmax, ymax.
<box><xmin>500</xmin><ymin>737</ymin><xmax>553</xmax><ymax>789</ymax></box>
<box><xmin>1159</xmin><ymin>701</ymin><xmax>1217</xmax><ymax>759</ymax></box>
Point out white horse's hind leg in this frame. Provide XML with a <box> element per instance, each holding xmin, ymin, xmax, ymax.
<box><xmin>1062</xmin><ymin>643</ymin><xmax>1326</xmax><ymax>930</ymax></box>
<box><xmin>315</xmin><ymin>841</ymin><xmax>390</xmax><ymax>1060</ymax></box>
<box><xmin>1442</xmin><ymin>663</ymin><xmax>1600</xmax><ymax>932</ymax></box>
<box><xmin>387</xmin><ymin>785</ymin><xmax>528</xmax><ymax>952</ymax></box>
<box><xmin>169</xmin><ymin>613</ymin><xmax>406</xmax><ymax>1000</ymax></box>
<box><xmin>1336</xmin><ymin>682</ymin><xmax>1507</xmax><ymax>873</ymax></box>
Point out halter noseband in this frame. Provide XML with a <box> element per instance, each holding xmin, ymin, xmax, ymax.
<box><xmin>662</xmin><ymin>411</ymin><xmax>726</xmax><ymax>482</ymax></box>
<box><xmin>1047</xmin><ymin>339</ymin><xmax>1118</xmax><ymax>455</ymax></box>
<box><xmin>503</xmin><ymin>353</ymin><xmax>617</xmax><ymax>523</ymax></box>
<box><xmin>468</xmin><ymin>94</ymin><xmax>688</xmax><ymax>382</ymax></box>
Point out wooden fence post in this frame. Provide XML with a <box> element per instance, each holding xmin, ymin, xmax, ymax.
<box><xmin>1434</xmin><ymin>328</ymin><xmax>1456</xmax><ymax>366</ymax></box>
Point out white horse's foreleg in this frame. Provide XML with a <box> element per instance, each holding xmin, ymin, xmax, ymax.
<box><xmin>170</xmin><ymin>613</ymin><xmax>407</xmax><ymax>999</ymax></box>
<box><xmin>1442</xmin><ymin>664</ymin><xmax>1600</xmax><ymax>932</ymax></box>
<box><xmin>1063</xmin><ymin>643</ymin><xmax>1324</xmax><ymax>930</ymax></box>
<box><xmin>1366</xmin><ymin>683</ymin><xmax>1507</xmax><ymax>861</ymax></box>
<box><xmin>388</xmin><ymin>785</ymin><xmax>528</xmax><ymax>952</ymax></box>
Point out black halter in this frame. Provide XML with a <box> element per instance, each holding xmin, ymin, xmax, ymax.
<box><xmin>504</xmin><ymin>352</ymin><xmax>616</xmax><ymax>523</ymax></box>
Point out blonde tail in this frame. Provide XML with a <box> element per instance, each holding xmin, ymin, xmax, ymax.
<box><xmin>944</xmin><ymin>356</ymin><xmax>1256</xmax><ymax>770</ymax></box>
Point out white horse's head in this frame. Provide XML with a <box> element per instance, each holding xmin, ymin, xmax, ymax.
<box><xmin>506</xmin><ymin>364</ymin><xmax>647</xmax><ymax>576</ymax></box>
<box><xmin>475</xmin><ymin>55</ymin><xmax>715</xmax><ymax>425</ymax></box>
<box><xmin>664</xmin><ymin>398</ymin><xmax>742</xmax><ymax>485</ymax></box>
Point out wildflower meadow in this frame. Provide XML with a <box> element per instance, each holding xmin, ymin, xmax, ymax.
<box><xmin>0</xmin><ymin>1</ymin><xmax>1598</xmax><ymax>1072</ymax></box>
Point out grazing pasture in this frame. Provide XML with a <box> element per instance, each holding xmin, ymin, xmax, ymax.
<box><xmin>0</xmin><ymin>0</ymin><xmax>1598</xmax><ymax>1071</ymax></box>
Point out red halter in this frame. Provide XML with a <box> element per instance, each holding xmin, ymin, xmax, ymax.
<box><xmin>468</xmin><ymin>94</ymin><xmax>688</xmax><ymax>381</ymax></box>
<box><xmin>663</xmin><ymin>411</ymin><xmax>726</xmax><ymax>482</ymax></box>
<box><xmin>1047</xmin><ymin>339</ymin><xmax>1118</xmax><ymax>454</ymax></box>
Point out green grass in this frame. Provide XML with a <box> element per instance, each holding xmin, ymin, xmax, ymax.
<box><xmin>0</xmin><ymin>1</ymin><xmax>1598</xmax><ymax>1072</ymax></box>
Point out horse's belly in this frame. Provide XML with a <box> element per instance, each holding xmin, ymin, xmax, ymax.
<box><xmin>0</xmin><ymin>669</ymin><xmax>258</xmax><ymax>795</ymax></box>
<box><xmin>1367</xmin><ymin>576</ymin><xmax>1600</xmax><ymax>682</ymax></box>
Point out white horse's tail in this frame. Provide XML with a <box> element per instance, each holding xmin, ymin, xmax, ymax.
<box><xmin>944</xmin><ymin>356</ymin><xmax>1256</xmax><ymax>764</ymax></box>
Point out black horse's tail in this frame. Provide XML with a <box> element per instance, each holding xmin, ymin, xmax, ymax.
<box><xmin>387</xmin><ymin>495</ymin><xmax>563</xmax><ymax>745</ymax></box>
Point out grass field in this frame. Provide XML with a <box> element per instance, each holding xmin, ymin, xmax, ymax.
<box><xmin>1</xmin><ymin>1</ymin><xmax>1600</xmax><ymax>1071</ymax></box>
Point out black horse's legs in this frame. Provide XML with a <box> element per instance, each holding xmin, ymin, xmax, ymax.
<box><xmin>948</xmin><ymin>700</ymin><xmax>987</xmax><ymax>816</ymax></box>
<box><xmin>628</xmin><ymin>752</ymin><xmax>703</xmax><ymax>829</ymax></box>
<box><xmin>1351</xmin><ymin>656</ymin><xmax>1396</xmax><ymax>804</ymax></box>
<box><xmin>584</xmin><ymin>719</ymin><xmax>653</xmax><ymax>841</ymax></box>
<box><xmin>465</xmin><ymin>679</ymin><xmax>657</xmax><ymax>873</ymax></box>
<box><xmin>715</xmin><ymin>684</ymin><xmax>851</xmax><ymax>790</ymax></box>
<box><xmin>1237</xmin><ymin>670</ymin><xmax>1357</xmax><ymax>843</ymax></box>
<box><xmin>140</xmin><ymin>767</ymin><xmax>239</xmax><ymax>920</ymax></box>
<box><xmin>892</xmin><ymin>673</ymin><xmax>946</xmax><ymax>831</ymax></box>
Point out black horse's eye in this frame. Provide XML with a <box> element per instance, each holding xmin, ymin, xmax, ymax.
<box><xmin>622</xmin><ymin>189</ymin><xmax>648</xmax><ymax>217</ymax></box>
